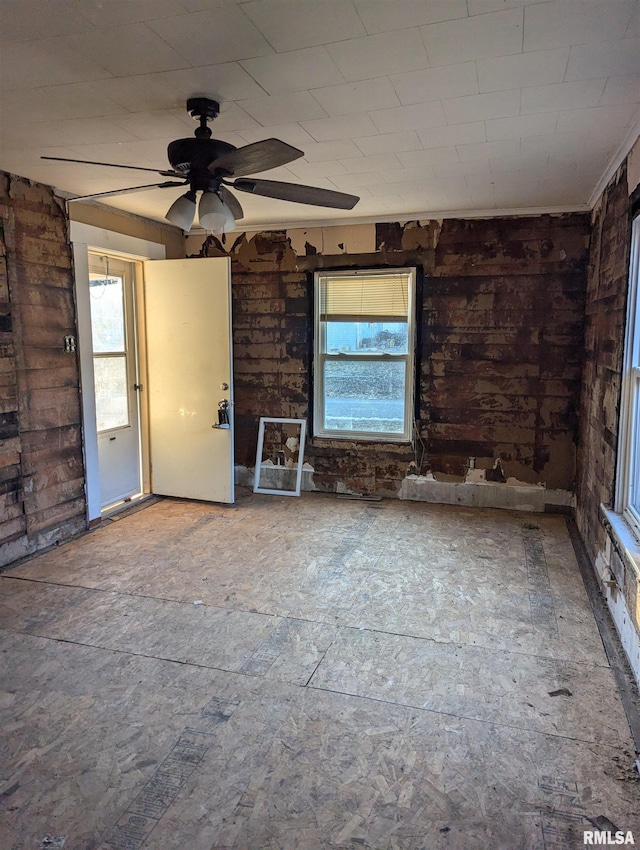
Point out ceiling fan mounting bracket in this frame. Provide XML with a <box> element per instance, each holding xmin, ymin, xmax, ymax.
<box><xmin>187</xmin><ymin>97</ymin><xmax>220</xmax><ymax>139</ymax></box>
<box><xmin>187</xmin><ymin>97</ymin><xmax>219</xmax><ymax>120</ymax></box>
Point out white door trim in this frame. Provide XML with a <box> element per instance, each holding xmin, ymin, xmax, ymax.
<box><xmin>70</xmin><ymin>223</ymin><xmax>166</xmax><ymax>524</ymax></box>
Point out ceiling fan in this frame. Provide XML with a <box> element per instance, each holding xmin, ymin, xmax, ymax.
<box><xmin>42</xmin><ymin>97</ymin><xmax>360</xmax><ymax>233</ymax></box>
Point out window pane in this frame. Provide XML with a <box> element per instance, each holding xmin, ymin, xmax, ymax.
<box><xmin>325</xmin><ymin>321</ymin><xmax>408</xmax><ymax>354</ymax></box>
<box><xmin>631</xmin><ymin>375</ymin><xmax>640</xmax><ymax>511</ymax></box>
<box><xmin>90</xmin><ymin>276</ymin><xmax>125</xmax><ymax>353</ymax></box>
<box><xmin>324</xmin><ymin>359</ymin><xmax>406</xmax><ymax>434</ymax></box>
<box><xmin>94</xmin><ymin>356</ymin><xmax>129</xmax><ymax>431</ymax></box>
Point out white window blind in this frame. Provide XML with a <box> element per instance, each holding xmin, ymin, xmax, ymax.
<box><xmin>319</xmin><ymin>272</ymin><xmax>410</xmax><ymax>322</ymax></box>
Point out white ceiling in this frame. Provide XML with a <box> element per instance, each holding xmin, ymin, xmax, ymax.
<box><xmin>1</xmin><ymin>0</ymin><xmax>639</xmax><ymax>231</ymax></box>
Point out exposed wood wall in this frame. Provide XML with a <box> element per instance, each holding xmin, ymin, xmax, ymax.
<box><xmin>0</xmin><ymin>172</ymin><xmax>85</xmax><ymax>566</ymax></box>
<box><xmin>192</xmin><ymin>212</ymin><xmax>590</xmax><ymax>500</ymax></box>
<box><xmin>575</xmin><ymin>143</ymin><xmax>640</xmax><ymax>681</ymax></box>
<box><xmin>576</xmin><ymin>164</ymin><xmax>632</xmax><ymax>557</ymax></box>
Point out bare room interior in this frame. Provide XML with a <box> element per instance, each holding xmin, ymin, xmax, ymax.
<box><xmin>1</xmin><ymin>1</ymin><xmax>640</xmax><ymax>848</ymax></box>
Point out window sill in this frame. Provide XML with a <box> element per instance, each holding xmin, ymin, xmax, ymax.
<box><xmin>310</xmin><ymin>435</ymin><xmax>413</xmax><ymax>448</ymax></box>
<box><xmin>600</xmin><ymin>504</ymin><xmax>640</xmax><ymax>583</ymax></box>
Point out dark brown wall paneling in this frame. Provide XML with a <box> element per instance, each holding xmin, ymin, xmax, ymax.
<box><xmin>196</xmin><ymin>213</ymin><xmax>589</xmax><ymax>498</ymax></box>
<box><xmin>576</xmin><ymin>163</ymin><xmax>632</xmax><ymax>560</ymax></box>
<box><xmin>0</xmin><ymin>172</ymin><xmax>85</xmax><ymax>566</ymax></box>
<box><xmin>426</xmin><ymin>216</ymin><xmax>589</xmax><ymax>486</ymax></box>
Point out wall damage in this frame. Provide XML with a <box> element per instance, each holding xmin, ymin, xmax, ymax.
<box><xmin>1</xmin><ymin>173</ymin><xmax>85</xmax><ymax>566</ymax></box>
<box><xmin>575</xmin><ymin>139</ymin><xmax>640</xmax><ymax>686</ymax></box>
<box><xmin>189</xmin><ymin>212</ymin><xmax>589</xmax><ymax>511</ymax></box>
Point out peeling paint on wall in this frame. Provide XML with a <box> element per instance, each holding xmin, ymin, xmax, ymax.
<box><xmin>576</xmin><ymin>146</ymin><xmax>640</xmax><ymax>687</ymax></box>
<box><xmin>287</xmin><ymin>223</ymin><xmax>376</xmax><ymax>257</ymax></box>
<box><xmin>1</xmin><ymin>172</ymin><xmax>86</xmax><ymax>566</ymax></box>
<box><xmin>192</xmin><ymin>214</ymin><xmax>589</xmax><ymax>507</ymax></box>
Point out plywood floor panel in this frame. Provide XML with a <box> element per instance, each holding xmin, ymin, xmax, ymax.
<box><xmin>1</xmin><ymin>493</ymin><xmax>638</xmax><ymax>849</ymax></box>
<box><xmin>309</xmin><ymin>627</ymin><xmax>627</xmax><ymax>743</ymax></box>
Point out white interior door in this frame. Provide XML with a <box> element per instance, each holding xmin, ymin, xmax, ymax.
<box><xmin>143</xmin><ymin>257</ymin><xmax>234</xmax><ymax>503</ymax></box>
<box><xmin>88</xmin><ymin>255</ymin><xmax>142</xmax><ymax>509</ymax></box>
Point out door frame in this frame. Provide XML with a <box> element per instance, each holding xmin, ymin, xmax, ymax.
<box><xmin>70</xmin><ymin>222</ymin><xmax>165</xmax><ymax>526</ymax></box>
<box><xmin>89</xmin><ymin>253</ymin><xmax>142</xmax><ymax>509</ymax></box>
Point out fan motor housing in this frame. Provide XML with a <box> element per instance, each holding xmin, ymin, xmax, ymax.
<box><xmin>167</xmin><ymin>138</ymin><xmax>236</xmax><ymax>175</ymax></box>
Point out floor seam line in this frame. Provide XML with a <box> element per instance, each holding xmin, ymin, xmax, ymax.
<box><xmin>306</xmin><ymin>682</ymin><xmax>623</xmax><ymax>747</ymax></box>
<box><xmin>0</xmin><ymin>576</ymin><xmax>616</xmax><ymax>669</ymax></box>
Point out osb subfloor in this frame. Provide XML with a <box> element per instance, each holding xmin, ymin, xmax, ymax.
<box><xmin>1</xmin><ymin>492</ymin><xmax>639</xmax><ymax>850</ymax></box>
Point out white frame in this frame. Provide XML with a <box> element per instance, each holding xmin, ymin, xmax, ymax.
<box><xmin>253</xmin><ymin>417</ymin><xmax>307</xmax><ymax>497</ymax></box>
<box><xmin>616</xmin><ymin>214</ymin><xmax>640</xmax><ymax>536</ymax></box>
<box><xmin>70</xmin><ymin>222</ymin><xmax>165</xmax><ymax>524</ymax></box>
<box><xmin>313</xmin><ymin>267</ymin><xmax>416</xmax><ymax>443</ymax></box>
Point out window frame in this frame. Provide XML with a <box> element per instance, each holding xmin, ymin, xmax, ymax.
<box><xmin>312</xmin><ymin>267</ymin><xmax>416</xmax><ymax>443</ymax></box>
<box><xmin>88</xmin><ymin>256</ymin><xmax>137</xmax><ymax>435</ymax></box>
<box><xmin>616</xmin><ymin>214</ymin><xmax>640</xmax><ymax>537</ymax></box>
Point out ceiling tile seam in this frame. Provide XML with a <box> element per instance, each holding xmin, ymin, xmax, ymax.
<box><xmin>135</xmin><ymin>19</ymin><xmax>202</xmax><ymax>76</ymax></box>
<box><xmin>67</xmin><ymin>22</ymin><xmax>193</xmax><ymax>80</ymax></box>
<box><xmin>301</xmin><ymin>75</ymin><xmax>403</xmax><ymax>115</ymax></box>
<box><xmin>625</xmin><ymin>8</ymin><xmax>639</xmax><ymax>38</ymax></box>
<box><xmin>518</xmin><ymin>77</ymin><xmax>609</xmax><ymax>117</ymax></box>
<box><xmin>560</xmin><ymin>47</ymin><xmax>571</xmax><ymax>85</ymax></box>
<box><xmin>367</xmin><ymin>99</ymin><xmax>449</xmax><ymax>129</ymax></box>
<box><xmin>238</xmin><ymin>46</ymin><xmax>349</xmax><ymax>96</ymax></box>
<box><xmin>417</xmin><ymin>23</ymin><xmax>434</xmax><ymax>69</ymax></box>
<box><xmin>518</xmin><ymin>85</ymin><xmax>522</xmax><ymax>124</ymax></box>
<box><xmin>236</xmin><ymin>2</ymin><xmax>279</xmax><ymax>58</ymax></box>
<box><xmin>231</xmin><ymin>69</ymin><xmax>271</xmax><ymax>100</ymax></box>
<box><xmin>239</xmin><ymin>10</ymin><xmax>459</xmax><ymax>57</ymax></box>
<box><xmin>351</xmin><ymin>0</ymin><xmax>372</xmax><ymax>38</ymax></box>
<box><xmin>418</xmin><ymin>7</ymin><xmax>525</xmax><ymax>67</ymax></box>
<box><xmin>473</xmin><ymin>53</ymin><xmax>480</xmax><ymax>102</ymax></box>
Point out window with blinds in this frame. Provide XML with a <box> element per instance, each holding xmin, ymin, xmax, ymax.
<box><xmin>313</xmin><ymin>268</ymin><xmax>416</xmax><ymax>442</ymax></box>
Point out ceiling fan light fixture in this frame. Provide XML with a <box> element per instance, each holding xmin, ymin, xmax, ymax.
<box><xmin>165</xmin><ymin>190</ymin><xmax>197</xmax><ymax>231</ymax></box>
<box><xmin>198</xmin><ymin>190</ymin><xmax>233</xmax><ymax>233</ymax></box>
<box><xmin>42</xmin><ymin>99</ymin><xmax>359</xmax><ymax>221</ymax></box>
<box><xmin>221</xmin><ymin>201</ymin><xmax>236</xmax><ymax>234</ymax></box>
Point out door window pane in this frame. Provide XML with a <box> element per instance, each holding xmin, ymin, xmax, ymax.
<box><xmin>94</xmin><ymin>356</ymin><xmax>129</xmax><ymax>431</ymax></box>
<box><xmin>90</xmin><ymin>276</ymin><xmax>125</xmax><ymax>353</ymax></box>
<box><xmin>324</xmin><ymin>359</ymin><xmax>406</xmax><ymax>434</ymax></box>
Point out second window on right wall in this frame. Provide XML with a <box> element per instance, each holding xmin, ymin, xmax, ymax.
<box><xmin>313</xmin><ymin>267</ymin><xmax>416</xmax><ymax>443</ymax></box>
<box><xmin>616</xmin><ymin>213</ymin><xmax>640</xmax><ymax>536</ymax></box>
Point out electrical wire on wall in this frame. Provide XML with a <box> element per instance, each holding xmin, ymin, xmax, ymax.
<box><xmin>411</xmin><ymin>419</ymin><xmax>428</xmax><ymax>476</ymax></box>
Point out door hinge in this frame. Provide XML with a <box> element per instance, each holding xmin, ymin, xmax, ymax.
<box><xmin>134</xmin><ymin>383</ymin><xmax>143</xmax><ymax>391</ymax></box>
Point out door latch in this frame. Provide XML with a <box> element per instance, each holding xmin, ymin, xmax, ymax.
<box><xmin>212</xmin><ymin>398</ymin><xmax>230</xmax><ymax>429</ymax></box>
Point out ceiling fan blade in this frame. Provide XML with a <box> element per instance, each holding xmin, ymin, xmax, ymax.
<box><xmin>220</xmin><ymin>186</ymin><xmax>244</xmax><ymax>221</ymax></box>
<box><xmin>231</xmin><ymin>178</ymin><xmax>360</xmax><ymax>210</ymax></box>
<box><xmin>41</xmin><ymin>155</ymin><xmax>180</xmax><ymax>178</ymax></box>
<box><xmin>209</xmin><ymin>139</ymin><xmax>304</xmax><ymax>178</ymax></box>
<box><xmin>67</xmin><ymin>182</ymin><xmax>188</xmax><ymax>201</ymax></box>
